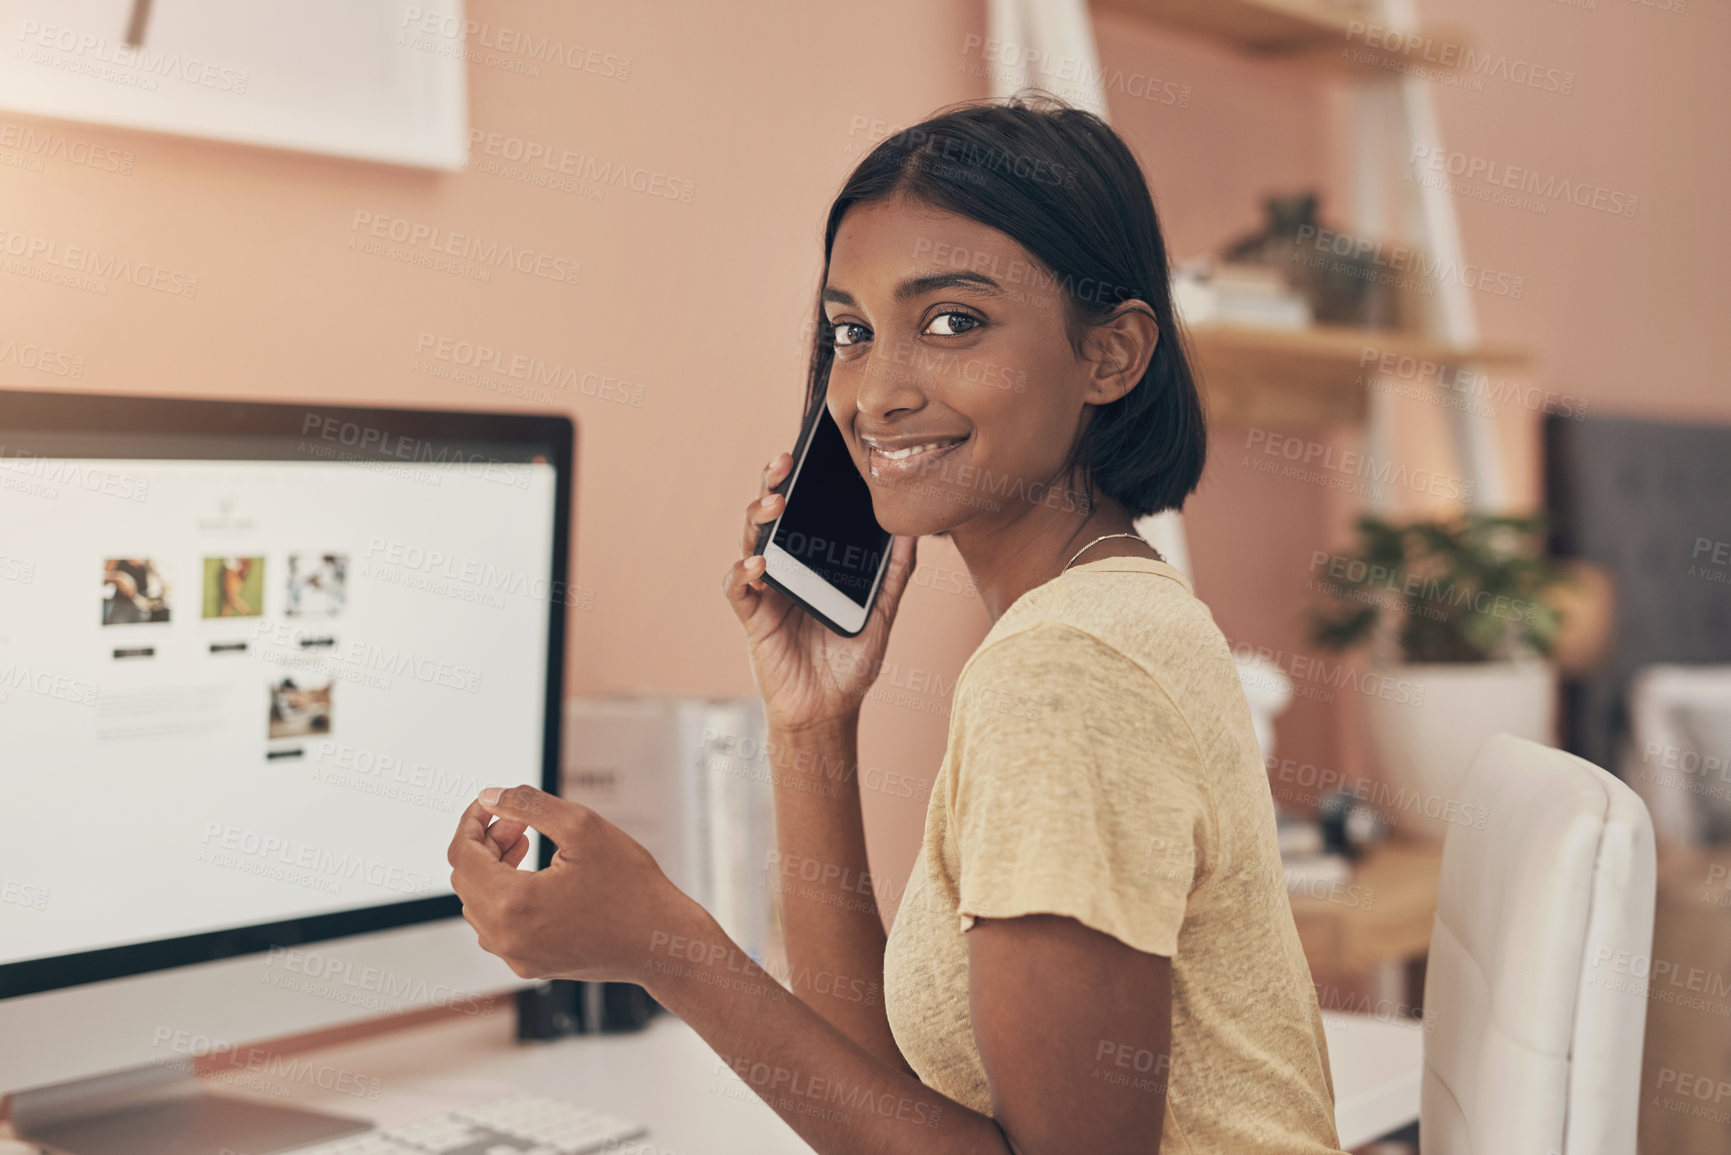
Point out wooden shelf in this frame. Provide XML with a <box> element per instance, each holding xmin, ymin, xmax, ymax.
<box><xmin>1095</xmin><ymin>0</ymin><xmax>1469</xmax><ymax>79</ymax></box>
<box><xmin>1188</xmin><ymin>322</ymin><xmax>1531</xmax><ymax>429</ymax></box>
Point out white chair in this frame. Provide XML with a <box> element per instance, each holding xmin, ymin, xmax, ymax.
<box><xmin>1422</xmin><ymin>733</ymin><xmax>1657</xmax><ymax>1155</ymax></box>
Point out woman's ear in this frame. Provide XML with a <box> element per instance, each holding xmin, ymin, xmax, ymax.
<box><xmin>1081</xmin><ymin>301</ymin><xmax>1159</xmax><ymax>406</ymax></box>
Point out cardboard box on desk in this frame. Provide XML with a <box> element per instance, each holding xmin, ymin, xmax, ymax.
<box><xmin>563</xmin><ymin>696</ymin><xmax>775</xmax><ymax>968</ymax></box>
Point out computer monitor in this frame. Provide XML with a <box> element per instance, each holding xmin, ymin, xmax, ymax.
<box><xmin>0</xmin><ymin>391</ymin><xmax>573</xmax><ymax>1122</ymax></box>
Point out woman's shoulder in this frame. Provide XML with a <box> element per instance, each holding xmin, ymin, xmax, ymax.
<box><xmin>972</xmin><ymin>557</ymin><xmax>1231</xmax><ymax>689</ymax></box>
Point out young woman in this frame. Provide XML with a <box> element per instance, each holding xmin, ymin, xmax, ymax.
<box><xmin>450</xmin><ymin>98</ymin><xmax>1342</xmax><ymax>1154</ymax></box>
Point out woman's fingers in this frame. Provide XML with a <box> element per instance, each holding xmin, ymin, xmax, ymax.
<box><xmin>484</xmin><ymin>817</ymin><xmax>529</xmax><ymax>858</ymax></box>
<box><xmin>740</xmin><ymin>491</ymin><xmax>784</xmax><ymax>562</ymax></box>
<box><xmin>760</xmin><ymin>451</ymin><xmax>791</xmax><ymax>499</ymax></box>
<box><xmin>740</xmin><ymin>452</ymin><xmax>792</xmax><ymax>558</ymax></box>
<box><xmin>448</xmin><ymin>799</ymin><xmax>498</xmax><ymax>869</ymax></box>
<box><xmin>722</xmin><ymin>554</ymin><xmax>768</xmax><ymax>624</ymax></box>
<box><xmin>500</xmin><ymin>834</ymin><xmax>533</xmax><ymax>870</ymax></box>
<box><xmin>871</xmin><ymin>534</ymin><xmax>920</xmax><ymax>628</ymax></box>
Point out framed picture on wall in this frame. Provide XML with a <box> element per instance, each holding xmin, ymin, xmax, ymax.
<box><xmin>0</xmin><ymin>0</ymin><xmax>468</xmax><ymax>169</ymax></box>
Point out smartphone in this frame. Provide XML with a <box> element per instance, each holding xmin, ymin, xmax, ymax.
<box><xmin>754</xmin><ymin>404</ymin><xmax>892</xmax><ymax>637</ymax></box>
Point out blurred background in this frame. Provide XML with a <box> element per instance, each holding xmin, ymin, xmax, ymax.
<box><xmin>1</xmin><ymin>1</ymin><xmax>1726</xmax><ymax>1151</ymax></box>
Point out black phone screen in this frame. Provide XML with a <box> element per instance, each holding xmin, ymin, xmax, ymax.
<box><xmin>770</xmin><ymin>407</ymin><xmax>890</xmax><ymax>608</ymax></box>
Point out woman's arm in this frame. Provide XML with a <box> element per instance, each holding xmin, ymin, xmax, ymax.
<box><xmin>763</xmin><ymin>716</ymin><xmax>906</xmax><ymax>1071</ymax></box>
<box><xmin>648</xmin><ymin>904</ymin><xmax>1172</xmax><ymax>1155</ymax></box>
<box><xmin>647</xmin><ymin>897</ymin><xmax>1005</xmax><ymax>1152</ymax></box>
<box><xmin>969</xmin><ymin>915</ymin><xmax>1170</xmax><ymax>1152</ymax></box>
<box><xmin>452</xmin><ymin>790</ymin><xmax>1171</xmax><ymax>1155</ymax></box>
<box><xmin>721</xmin><ymin>450</ymin><xmax>917</xmax><ymax>1068</ymax></box>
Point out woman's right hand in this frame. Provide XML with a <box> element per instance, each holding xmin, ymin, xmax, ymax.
<box><xmin>723</xmin><ymin>451</ymin><xmax>918</xmax><ymax>735</ymax></box>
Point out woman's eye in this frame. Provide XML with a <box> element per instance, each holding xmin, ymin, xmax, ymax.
<box><xmin>829</xmin><ymin>322</ymin><xmax>869</xmax><ymax>349</ymax></box>
<box><xmin>925</xmin><ymin>312</ymin><xmax>980</xmax><ymax>337</ymax></box>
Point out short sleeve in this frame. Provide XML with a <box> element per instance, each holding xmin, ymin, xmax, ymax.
<box><xmin>948</xmin><ymin>624</ymin><xmax>1214</xmax><ymax>958</ymax></box>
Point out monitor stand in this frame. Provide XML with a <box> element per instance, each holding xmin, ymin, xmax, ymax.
<box><xmin>12</xmin><ymin>1059</ymin><xmax>372</xmax><ymax>1155</ymax></box>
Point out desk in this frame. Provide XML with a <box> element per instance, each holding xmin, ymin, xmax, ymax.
<box><xmin>1290</xmin><ymin>841</ymin><xmax>1443</xmax><ymax>976</ymax></box>
<box><xmin>1291</xmin><ymin>840</ymin><xmax>1444</xmax><ymax>1008</ymax></box>
<box><xmin>1637</xmin><ymin>846</ymin><xmax>1731</xmax><ymax>1155</ymax></box>
<box><xmin>204</xmin><ymin>1006</ymin><xmax>1423</xmax><ymax>1153</ymax></box>
<box><xmin>1321</xmin><ymin>1011</ymin><xmax>1425</xmax><ymax>1149</ymax></box>
<box><xmin>212</xmin><ymin>1011</ymin><xmax>807</xmax><ymax>1155</ymax></box>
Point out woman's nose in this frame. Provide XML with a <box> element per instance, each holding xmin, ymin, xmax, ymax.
<box><xmin>851</xmin><ymin>340</ymin><xmax>929</xmax><ymax>422</ymax></box>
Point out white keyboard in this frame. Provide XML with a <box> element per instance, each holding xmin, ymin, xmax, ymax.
<box><xmin>283</xmin><ymin>1093</ymin><xmax>648</xmax><ymax>1155</ymax></box>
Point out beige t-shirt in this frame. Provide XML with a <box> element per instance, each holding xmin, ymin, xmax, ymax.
<box><xmin>882</xmin><ymin>556</ymin><xmax>1342</xmax><ymax>1153</ymax></box>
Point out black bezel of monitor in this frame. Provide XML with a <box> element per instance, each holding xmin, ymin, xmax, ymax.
<box><xmin>0</xmin><ymin>389</ymin><xmax>574</xmax><ymax>1000</ymax></box>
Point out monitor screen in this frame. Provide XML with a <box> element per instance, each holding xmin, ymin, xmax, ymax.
<box><xmin>0</xmin><ymin>392</ymin><xmax>571</xmax><ymax>998</ymax></box>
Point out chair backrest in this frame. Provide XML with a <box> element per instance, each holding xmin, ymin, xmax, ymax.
<box><xmin>1421</xmin><ymin>733</ymin><xmax>1657</xmax><ymax>1155</ymax></box>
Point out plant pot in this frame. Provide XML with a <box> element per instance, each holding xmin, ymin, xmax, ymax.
<box><xmin>1362</xmin><ymin>660</ymin><xmax>1557</xmax><ymax>842</ymax></box>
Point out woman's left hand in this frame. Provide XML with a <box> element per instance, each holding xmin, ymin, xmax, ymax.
<box><xmin>447</xmin><ymin>785</ymin><xmax>699</xmax><ymax>983</ymax></box>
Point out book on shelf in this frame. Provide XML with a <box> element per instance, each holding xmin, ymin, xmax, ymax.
<box><xmin>1172</xmin><ymin>262</ymin><xmax>1313</xmax><ymax>330</ymax></box>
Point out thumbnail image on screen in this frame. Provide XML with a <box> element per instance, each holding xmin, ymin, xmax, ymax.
<box><xmin>268</xmin><ymin>674</ymin><xmax>334</xmax><ymax>739</ymax></box>
<box><xmin>202</xmin><ymin>557</ymin><xmax>265</xmax><ymax>618</ymax></box>
<box><xmin>285</xmin><ymin>552</ymin><xmax>347</xmax><ymax>617</ymax></box>
<box><xmin>102</xmin><ymin>558</ymin><xmax>171</xmax><ymax>625</ymax></box>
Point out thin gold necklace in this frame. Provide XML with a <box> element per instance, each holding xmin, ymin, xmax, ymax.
<box><xmin>1063</xmin><ymin>531</ymin><xmax>1155</xmax><ymax>573</ymax></box>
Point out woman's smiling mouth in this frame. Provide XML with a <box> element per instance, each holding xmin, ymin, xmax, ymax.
<box><xmin>861</xmin><ymin>433</ymin><xmax>970</xmax><ymax>480</ymax></box>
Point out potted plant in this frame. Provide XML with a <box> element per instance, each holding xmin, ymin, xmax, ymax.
<box><xmin>1309</xmin><ymin>514</ymin><xmax>1570</xmax><ymax>841</ymax></box>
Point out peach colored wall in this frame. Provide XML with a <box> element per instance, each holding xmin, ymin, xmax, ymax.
<box><xmin>3</xmin><ymin>0</ymin><xmax>1724</xmax><ymax>909</ymax></box>
<box><xmin>1412</xmin><ymin>0</ymin><xmax>1731</xmax><ymax>422</ymax></box>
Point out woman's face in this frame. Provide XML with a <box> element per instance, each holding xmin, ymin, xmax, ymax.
<box><xmin>821</xmin><ymin>197</ymin><xmax>1106</xmax><ymax>538</ymax></box>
